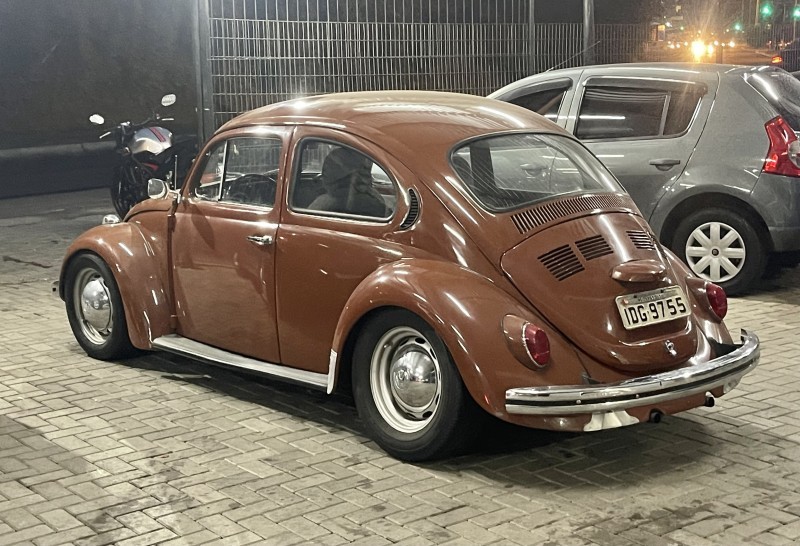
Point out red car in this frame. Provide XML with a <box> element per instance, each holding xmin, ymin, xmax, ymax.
<box><xmin>58</xmin><ymin>92</ymin><xmax>760</xmax><ymax>461</ymax></box>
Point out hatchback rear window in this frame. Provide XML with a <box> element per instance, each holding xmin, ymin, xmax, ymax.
<box><xmin>747</xmin><ymin>70</ymin><xmax>800</xmax><ymax>131</ymax></box>
<box><xmin>450</xmin><ymin>133</ymin><xmax>623</xmax><ymax>212</ymax></box>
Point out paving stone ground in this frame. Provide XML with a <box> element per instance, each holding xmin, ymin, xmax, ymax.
<box><xmin>1</xmin><ymin>189</ymin><xmax>799</xmax><ymax>545</ymax></box>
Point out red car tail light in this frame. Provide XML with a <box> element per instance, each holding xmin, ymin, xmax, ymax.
<box><xmin>502</xmin><ymin>315</ymin><xmax>551</xmax><ymax>370</ymax></box>
<box><xmin>763</xmin><ymin>116</ymin><xmax>800</xmax><ymax>178</ymax></box>
<box><xmin>705</xmin><ymin>282</ymin><xmax>728</xmax><ymax>320</ymax></box>
<box><xmin>771</xmin><ymin>55</ymin><xmax>783</xmax><ymax>64</ymax></box>
<box><xmin>523</xmin><ymin>323</ymin><xmax>550</xmax><ymax>367</ymax></box>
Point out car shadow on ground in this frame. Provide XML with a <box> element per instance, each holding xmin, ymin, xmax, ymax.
<box><xmin>95</xmin><ymin>345</ymin><xmax>736</xmax><ymax>488</ymax></box>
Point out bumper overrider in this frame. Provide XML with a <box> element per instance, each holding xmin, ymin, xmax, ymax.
<box><xmin>505</xmin><ymin>330</ymin><xmax>759</xmax><ymax>419</ymax></box>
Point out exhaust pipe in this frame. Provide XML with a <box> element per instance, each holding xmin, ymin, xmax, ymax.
<box><xmin>649</xmin><ymin>409</ymin><xmax>663</xmax><ymax>423</ymax></box>
<box><xmin>705</xmin><ymin>395</ymin><xmax>715</xmax><ymax>408</ymax></box>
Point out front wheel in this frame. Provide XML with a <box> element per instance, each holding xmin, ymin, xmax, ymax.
<box><xmin>352</xmin><ymin>309</ymin><xmax>483</xmax><ymax>461</ymax></box>
<box><xmin>671</xmin><ymin>208</ymin><xmax>766</xmax><ymax>295</ymax></box>
<box><xmin>64</xmin><ymin>253</ymin><xmax>137</xmax><ymax>360</ymax></box>
<box><xmin>111</xmin><ymin>164</ymin><xmax>151</xmax><ymax>217</ymax></box>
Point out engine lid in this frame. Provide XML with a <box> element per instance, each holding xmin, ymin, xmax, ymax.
<box><xmin>501</xmin><ymin>211</ymin><xmax>698</xmax><ymax>373</ymax></box>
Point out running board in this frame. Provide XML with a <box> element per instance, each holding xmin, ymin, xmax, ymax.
<box><xmin>152</xmin><ymin>334</ymin><xmax>329</xmax><ymax>391</ymax></box>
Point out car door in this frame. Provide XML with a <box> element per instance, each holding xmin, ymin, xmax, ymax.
<box><xmin>171</xmin><ymin>127</ymin><xmax>290</xmax><ymax>363</ymax></box>
<box><xmin>274</xmin><ymin>127</ymin><xmax>408</xmax><ymax>375</ymax></box>
<box><xmin>564</xmin><ymin>71</ymin><xmax>715</xmax><ymax>220</ymax></box>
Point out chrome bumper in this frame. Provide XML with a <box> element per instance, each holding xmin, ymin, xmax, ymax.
<box><xmin>505</xmin><ymin>330</ymin><xmax>759</xmax><ymax>415</ymax></box>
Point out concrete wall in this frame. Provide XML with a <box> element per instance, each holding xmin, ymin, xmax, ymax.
<box><xmin>0</xmin><ymin>0</ymin><xmax>197</xmax><ymax>198</ymax></box>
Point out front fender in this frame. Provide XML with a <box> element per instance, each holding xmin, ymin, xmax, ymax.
<box><xmin>331</xmin><ymin>259</ymin><xmax>586</xmax><ymax>417</ymax></box>
<box><xmin>60</xmin><ymin>223</ymin><xmax>171</xmax><ymax>349</ymax></box>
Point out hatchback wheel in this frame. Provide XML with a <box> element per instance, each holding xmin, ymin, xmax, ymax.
<box><xmin>64</xmin><ymin>253</ymin><xmax>137</xmax><ymax>360</ymax></box>
<box><xmin>671</xmin><ymin>208</ymin><xmax>766</xmax><ymax>295</ymax></box>
<box><xmin>352</xmin><ymin>310</ymin><xmax>482</xmax><ymax>461</ymax></box>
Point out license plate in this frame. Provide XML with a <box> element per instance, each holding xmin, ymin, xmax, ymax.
<box><xmin>615</xmin><ymin>286</ymin><xmax>690</xmax><ymax>330</ymax></box>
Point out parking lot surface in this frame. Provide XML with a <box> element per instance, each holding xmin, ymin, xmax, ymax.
<box><xmin>1</xmin><ymin>189</ymin><xmax>798</xmax><ymax>546</ymax></box>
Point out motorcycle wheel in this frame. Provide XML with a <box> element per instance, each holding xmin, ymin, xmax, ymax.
<box><xmin>111</xmin><ymin>165</ymin><xmax>151</xmax><ymax>217</ymax></box>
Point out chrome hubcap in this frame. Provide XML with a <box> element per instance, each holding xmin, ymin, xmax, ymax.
<box><xmin>685</xmin><ymin>221</ymin><xmax>746</xmax><ymax>283</ymax></box>
<box><xmin>371</xmin><ymin>326</ymin><xmax>441</xmax><ymax>433</ymax></box>
<box><xmin>73</xmin><ymin>268</ymin><xmax>113</xmax><ymax>345</ymax></box>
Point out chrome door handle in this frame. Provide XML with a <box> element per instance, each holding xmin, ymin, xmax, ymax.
<box><xmin>649</xmin><ymin>158</ymin><xmax>681</xmax><ymax>171</ymax></box>
<box><xmin>246</xmin><ymin>234</ymin><xmax>273</xmax><ymax>246</ymax></box>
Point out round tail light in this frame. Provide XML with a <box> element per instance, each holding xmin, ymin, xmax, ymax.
<box><xmin>523</xmin><ymin>323</ymin><xmax>550</xmax><ymax>367</ymax></box>
<box><xmin>706</xmin><ymin>282</ymin><xmax>728</xmax><ymax>320</ymax></box>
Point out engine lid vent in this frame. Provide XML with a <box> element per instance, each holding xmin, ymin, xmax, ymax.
<box><xmin>576</xmin><ymin>235</ymin><xmax>613</xmax><ymax>261</ymax></box>
<box><xmin>399</xmin><ymin>188</ymin><xmax>420</xmax><ymax>230</ymax></box>
<box><xmin>627</xmin><ymin>229</ymin><xmax>656</xmax><ymax>251</ymax></box>
<box><xmin>539</xmin><ymin>244</ymin><xmax>585</xmax><ymax>281</ymax></box>
<box><xmin>511</xmin><ymin>193</ymin><xmax>634</xmax><ymax>234</ymax></box>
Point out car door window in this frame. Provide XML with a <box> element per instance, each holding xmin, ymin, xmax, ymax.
<box><xmin>576</xmin><ymin>85</ymin><xmax>702</xmax><ymax>140</ymax></box>
<box><xmin>193</xmin><ymin>137</ymin><xmax>280</xmax><ymax>207</ymax></box>
<box><xmin>290</xmin><ymin>140</ymin><xmax>396</xmax><ymax>220</ymax></box>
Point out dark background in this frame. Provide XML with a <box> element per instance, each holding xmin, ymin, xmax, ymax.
<box><xmin>0</xmin><ymin>0</ymin><xmax>651</xmax><ymax>199</ymax></box>
<box><xmin>0</xmin><ymin>0</ymin><xmax>197</xmax><ymax>198</ymax></box>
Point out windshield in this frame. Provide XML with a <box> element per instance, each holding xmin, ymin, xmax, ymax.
<box><xmin>747</xmin><ymin>69</ymin><xmax>800</xmax><ymax>131</ymax></box>
<box><xmin>450</xmin><ymin>133</ymin><xmax>624</xmax><ymax>212</ymax></box>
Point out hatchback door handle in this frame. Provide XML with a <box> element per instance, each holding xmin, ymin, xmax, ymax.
<box><xmin>246</xmin><ymin>234</ymin><xmax>273</xmax><ymax>246</ymax></box>
<box><xmin>649</xmin><ymin>158</ymin><xmax>681</xmax><ymax>171</ymax></box>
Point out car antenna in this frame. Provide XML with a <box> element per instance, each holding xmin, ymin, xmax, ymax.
<box><xmin>545</xmin><ymin>40</ymin><xmax>600</xmax><ymax>72</ymax></box>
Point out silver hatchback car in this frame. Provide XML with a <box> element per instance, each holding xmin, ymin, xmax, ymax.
<box><xmin>490</xmin><ymin>64</ymin><xmax>800</xmax><ymax>294</ymax></box>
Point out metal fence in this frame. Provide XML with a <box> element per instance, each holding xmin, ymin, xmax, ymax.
<box><xmin>201</xmin><ymin>0</ymin><xmax>660</xmax><ymax>132</ymax></box>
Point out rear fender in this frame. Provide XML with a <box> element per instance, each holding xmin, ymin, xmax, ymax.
<box><xmin>330</xmin><ymin>259</ymin><xmax>585</xmax><ymax>415</ymax></box>
<box><xmin>60</xmin><ymin>223</ymin><xmax>171</xmax><ymax>349</ymax></box>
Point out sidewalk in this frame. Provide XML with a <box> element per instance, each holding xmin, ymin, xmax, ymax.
<box><xmin>0</xmin><ymin>189</ymin><xmax>799</xmax><ymax>545</ymax></box>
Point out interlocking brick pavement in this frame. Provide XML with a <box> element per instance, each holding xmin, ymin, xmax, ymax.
<box><xmin>1</xmin><ymin>189</ymin><xmax>799</xmax><ymax>545</ymax></box>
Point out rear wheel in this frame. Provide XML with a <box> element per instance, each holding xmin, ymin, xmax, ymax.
<box><xmin>64</xmin><ymin>253</ymin><xmax>137</xmax><ymax>360</ymax></box>
<box><xmin>351</xmin><ymin>309</ymin><xmax>483</xmax><ymax>461</ymax></box>
<box><xmin>671</xmin><ymin>208</ymin><xmax>766</xmax><ymax>295</ymax></box>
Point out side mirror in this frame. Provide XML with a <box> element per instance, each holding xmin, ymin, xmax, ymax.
<box><xmin>147</xmin><ymin>178</ymin><xmax>169</xmax><ymax>200</ymax></box>
<box><xmin>161</xmin><ymin>94</ymin><xmax>177</xmax><ymax>107</ymax></box>
<box><xmin>89</xmin><ymin>114</ymin><xmax>105</xmax><ymax>125</ymax></box>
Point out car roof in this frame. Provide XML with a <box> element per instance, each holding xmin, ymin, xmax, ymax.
<box><xmin>489</xmin><ymin>63</ymin><xmax>789</xmax><ymax>100</ymax></box>
<box><xmin>217</xmin><ymin>91</ymin><xmax>570</xmax><ymax>152</ymax></box>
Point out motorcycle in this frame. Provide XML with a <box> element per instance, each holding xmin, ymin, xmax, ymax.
<box><xmin>89</xmin><ymin>94</ymin><xmax>196</xmax><ymax>217</ymax></box>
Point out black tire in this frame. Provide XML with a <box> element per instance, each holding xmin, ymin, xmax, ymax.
<box><xmin>111</xmin><ymin>165</ymin><xmax>151</xmax><ymax>217</ymax></box>
<box><xmin>64</xmin><ymin>253</ymin><xmax>138</xmax><ymax>360</ymax></box>
<box><xmin>670</xmin><ymin>207</ymin><xmax>766</xmax><ymax>295</ymax></box>
<box><xmin>351</xmin><ymin>309</ymin><xmax>484</xmax><ymax>461</ymax></box>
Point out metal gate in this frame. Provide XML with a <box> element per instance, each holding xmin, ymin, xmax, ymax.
<box><xmin>202</xmin><ymin>0</ymin><xmax>532</xmax><ymax>131</ymax></box>
<box><xmin>196</xmin><ymin>1</ymin><xmax>657</xmax><ymax>137</ymax></box>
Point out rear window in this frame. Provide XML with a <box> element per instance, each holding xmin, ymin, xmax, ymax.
<box><xmin>450</xmin><ymin>133</ymin><xmax>623</xmax><ymax>212</ymax></box>
<box><xmin>747</xmin><ymin>70</ymin><xmax>800</xmax><ymax>131</ymax></box>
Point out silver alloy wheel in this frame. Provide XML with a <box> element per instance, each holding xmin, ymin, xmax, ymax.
<box><xmin>72</xmin><ymin>267</ymin><xmax>113</xmax><ymax>345</ymax></box>
<box><xmin>370</xmin><ymin>326</ymin><xmax>442</xmax><ymax>434</ymax></box>
<box><xmin>684</xmin><ymin>221</ymin><xmax>746</xmax><ymax>283</ymax></box>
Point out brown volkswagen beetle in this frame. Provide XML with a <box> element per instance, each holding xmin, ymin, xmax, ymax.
<box><xmin>58</xmin><ymin>91</ymin><xmax>760</xmax><ymax>461</ymax></box>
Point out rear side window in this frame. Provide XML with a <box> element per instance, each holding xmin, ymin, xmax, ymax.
<box><xmin>747</xmin><ymin>70</ymin><xmax>800</xmax><ymax>131</ymax></box>
<box><xmin>509</xmin><ymin>87</ymin><xmax>566</xmax><ymax>122</ymax></box>
<box><xmin>576</xmin><ymin>85</ymin><xmax>702</xmax><ymax>140</ymax></box>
